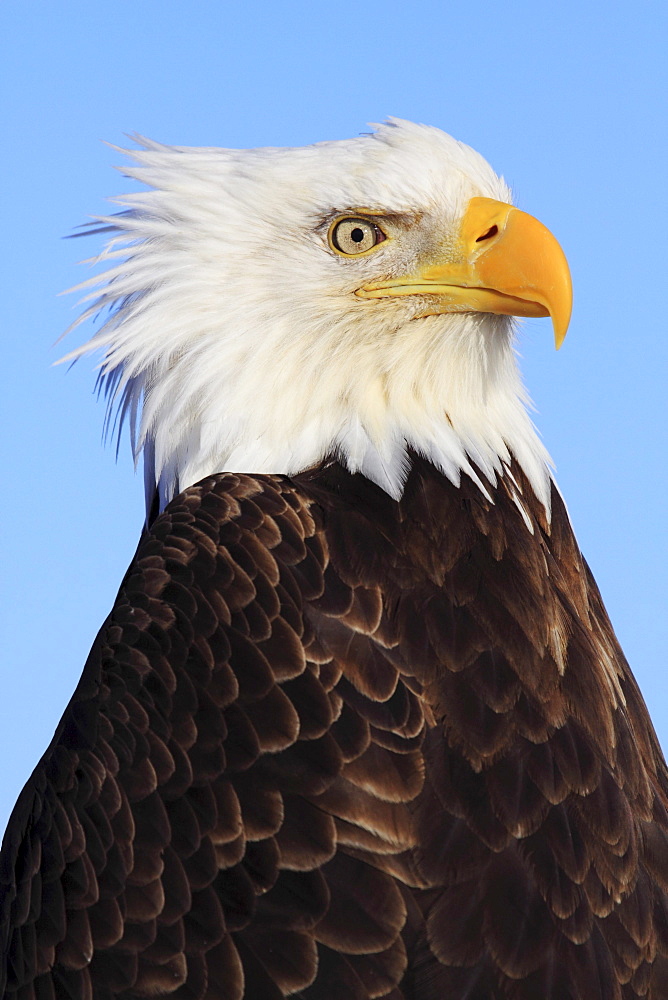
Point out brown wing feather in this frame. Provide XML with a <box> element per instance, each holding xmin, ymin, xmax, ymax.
<box><xmin>297</xmin><ymin>457</ymin><xmax>668</xmax><ymax>998</ymax></box>
<box><xmin>0</xmin><ymin>471</ymin><xmax>424</xmax><ymax>999</ymax></box>
<box><xmin>1</xmin><ymin>459</ymin><xmax>667</xmax><ymax>999</ymax></box>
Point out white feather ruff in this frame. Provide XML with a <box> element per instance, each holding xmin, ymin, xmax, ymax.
<box><xmin>62</xmin><ymin>119</ymin><xmax>554</xmax><ymax>516</ymax></box>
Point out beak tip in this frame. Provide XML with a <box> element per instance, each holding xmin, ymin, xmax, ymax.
<box><xmin>553</xmin><ymin>304</ymin><xmax>571</xmax><ymax>350</ymax></box>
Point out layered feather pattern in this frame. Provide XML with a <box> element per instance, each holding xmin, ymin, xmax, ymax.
<box><xmin>2</xmin><ymin>459</ymin><xmax>667</xmax><ymax>998</ymax></box>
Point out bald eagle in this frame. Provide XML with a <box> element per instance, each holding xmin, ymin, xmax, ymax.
<box><xmin>1</xmin><ymin>120</ymin><xmax>666</xmax><ymax>999</ymax></box>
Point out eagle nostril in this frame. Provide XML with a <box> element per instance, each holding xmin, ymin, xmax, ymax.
<box><xmin>475</xmin><ymin>224</ymin><xmax>498</xmax><ymax>243</ymax></box>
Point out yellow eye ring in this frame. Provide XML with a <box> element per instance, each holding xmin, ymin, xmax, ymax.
<box><xmin>329</xmin><ymin>217</ymin><xmax>387</xmax><ymax>257</ymax></box>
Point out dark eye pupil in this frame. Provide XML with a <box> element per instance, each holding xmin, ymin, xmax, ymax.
<box><xmin>351</xmin><ymin>228</ymin><xmax>365</xmax><ymax>243</ymax></box>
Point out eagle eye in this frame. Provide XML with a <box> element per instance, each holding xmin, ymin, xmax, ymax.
<box><xmin>330</xmin><ymin>217</ymin><xmax>386</xmax><ymax>256</ymax></box>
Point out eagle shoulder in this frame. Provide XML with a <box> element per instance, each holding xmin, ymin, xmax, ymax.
<box><xmin>0</xmin><ymin>471</ymin><xmax>426</xmax><ymax>999</ymax></box>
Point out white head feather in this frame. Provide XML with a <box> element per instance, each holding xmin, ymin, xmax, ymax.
<box><xmin>64</xmin><ymin>119</ymin><xmax>553</xmax><ymax>516</ymax></box>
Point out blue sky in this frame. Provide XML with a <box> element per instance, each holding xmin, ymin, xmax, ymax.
<box><xmin>1</xmin><ymin>0</ymin><xmax>666</xmax><ymax>838</ymax></box>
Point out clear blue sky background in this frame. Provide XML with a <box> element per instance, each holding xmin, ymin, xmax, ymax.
<box><xmin>1</xmin><ymin>1</ymin><xmax>666</xmax><ymax>839</ymax></box>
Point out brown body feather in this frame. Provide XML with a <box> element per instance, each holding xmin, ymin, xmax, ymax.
<box><xmin>1</xmin><ymin>458</ymin><xmax>667</xmax><ymax>998</ymax></box>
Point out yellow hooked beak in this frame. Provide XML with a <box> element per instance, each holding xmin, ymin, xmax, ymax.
<box><xmin>357</xmin><ymin>197</ymin><xmax>572</xmax><ymax>349</ymax></box>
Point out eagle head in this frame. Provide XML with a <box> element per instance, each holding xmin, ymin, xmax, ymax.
<box><xmin>65</xmin><ymin>119</ymin><xmax>571</xmax><ymax>515</ymax></box>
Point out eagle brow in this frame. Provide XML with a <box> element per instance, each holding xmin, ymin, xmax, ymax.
<box><xmin>317</xmin><ymin>208</ymin><xmax>420</xmax><ymax>232</ymax></box>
